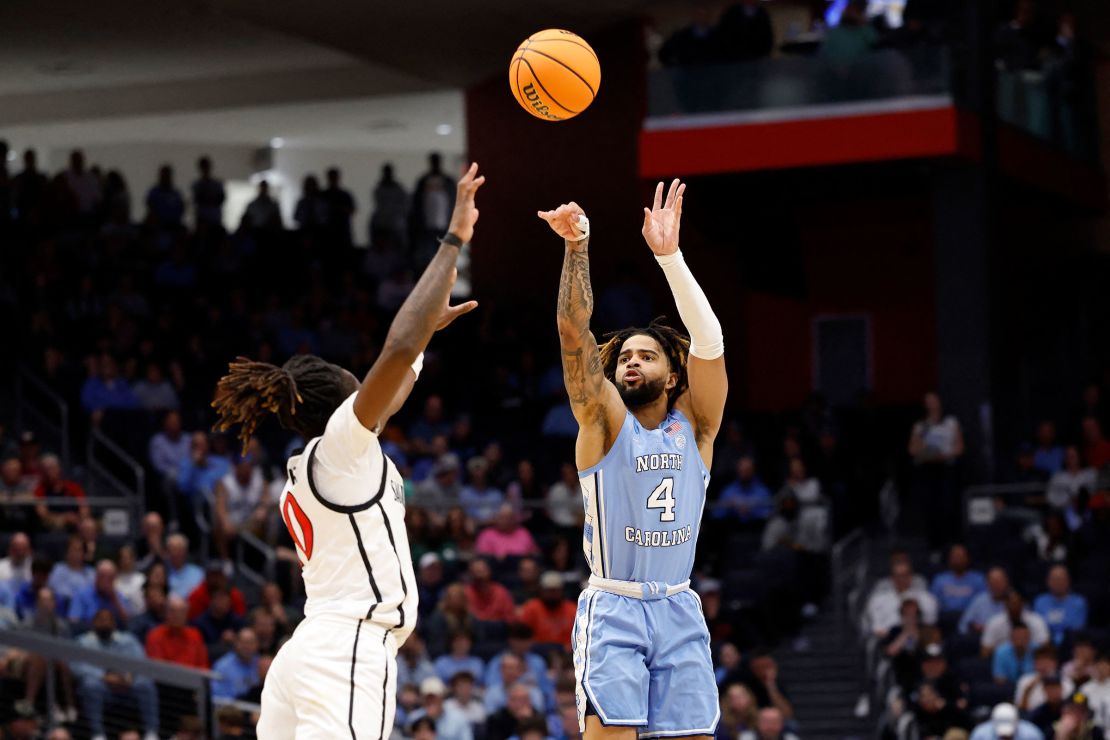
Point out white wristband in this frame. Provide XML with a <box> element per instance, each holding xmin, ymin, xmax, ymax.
<box><xmin>411</xmin><ymin>352</ymin><xmax>425</xmax><ymax>379</ymax></box>
<box><xmin>568</xmin><ymin>215</ymin><xmax>590</xmax><ymax>242</ymax></box>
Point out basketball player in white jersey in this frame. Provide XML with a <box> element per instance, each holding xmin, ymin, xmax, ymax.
<box><xmin>212</xmin><ymin>163</ymin><xmax>486</xmax><ymax>739</ymax></box>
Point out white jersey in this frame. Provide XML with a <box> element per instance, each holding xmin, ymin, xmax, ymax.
<box><xmin>278</xmin><ymin>393</ymin><xmax>418</xmax><ymax>643</ymax></box>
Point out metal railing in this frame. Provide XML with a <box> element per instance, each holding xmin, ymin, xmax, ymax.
<box><xmin>86</xmin><ymin>427</ymin><xmax>145</xmax><ymax>535</ymax></box>
<box><xmin>831</xmin><ymin>527</ymin><xmax>868</xmax><ymax>636</ymax></box>
<box><xmin>14</xmin><ymin>366</ymin><xmax>71</xmax><ymax>470</ymax></box>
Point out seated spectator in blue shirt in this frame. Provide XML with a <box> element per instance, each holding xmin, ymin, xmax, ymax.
<box><xmin>460</xmin><ymin>456</ymin><xmax>504</xmax><ymax>525</ymax></box>
<box><xmin>484</xmin><ymin>654</ymin><xmax>545</xmax><ymax>714</ymax></box>
<box><xmin>435</xmin><ymin>631</ymin><xmax>486</xmax><ymax>686</ymax></box>
<box><xmin>80</xmin><ymin>353</ymin><xmax>139</xmax><ymax>414</ymax></box>
<box><xmin>484</xmin><ymin>624</ymin><xmax>553</xmax><ymax>705</ymax></box>
<box><xmin>166</xmin><ymin>534</ymin><xmax>205</xmax><ymax>598</ymax></box>
<box><xmin>47</xmin><ymin>536</ymin><xmax>94</xmax><ymax>615</ymax></box>
<box><xmin>68</xmin><ymin>560</ymin><xmax>131</xmax><ymax>631</ymax></box>
<box><xmin>73</xmin><ymin>609</ymin><xmax>160</xmax><ymax>739</ymax></box>
<box><xmin>960</xmin><ymin>567</ymin><xmax>1011</xmax><ymax>635</ymax></box>
<box><xmin>211</xmin><ymin>627</ymin><xmax>260</xmax><ymax>700</ymax></box>
<box><xmin>192</xmin><ymin>588</ymin><xmax>245</xmax><ymax>653</ymax></box>
<box><xmin>1033</xmin><ymin>421</ymin><xmax>1065</xmax><ymax>476</ymax></box>
<box><xmin>930</xmin><ymin>544</ymin><xmax>986</xmax><ymax>614</ymax></box>
<box><xmin>175</xmin><ymin>431</ymin><xmax>231</xmax><ymax>502</ymax></box>
<box><xmin>1033</xmin><ymin>565</ymin><xmax>1088</xmax><ymax>645</ymax></box>
<box><xmin>14</xmin><ymin>558</ymin><xmax>55</xmax><ymax>620</ymax></box>
<box><xmin>992</xmin><ymin>623</ymin><xmax>1035</xmax><ymax>684</ymax></box>
<box><xmin>149</xmin><ymin>411</ymin><xmax>190</xmax><ymax>481</ymax></box>
<box><xmin>712</xmin><ymin>456</ymin><xmax>773</xmax><ymax>523</ymax></box>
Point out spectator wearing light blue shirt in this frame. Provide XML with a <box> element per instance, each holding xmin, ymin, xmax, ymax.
<box><xmin>175</xmin><ymin>431</ymin><xmax>231</xmax><ymax>502</ymax></box>
<box><xmin>1033</xmin><ymin>421</ymin><xmax>1065</xmax><ymax>477</ymax></box>
<box><xmin>993</xmin><ymin>623</ymin><xmax>1035</xmax><ymax>683</ymax></box>
<box><xmin>165</xmin><ymin>534</ymin><xmax>204</xmax><ymax>599</ymax></box>
<box><xmin>80</xmin><ymin>354</ymin><xmax>140</xmax><ymax>414</ymax></box>
<box><xmin>47</xmin><ymin>536</ymin><xmax>94</xmax><ymax>615</ymax></box>
<box><xmin>484</xmin><ymin>653</ymin><xmax>545</xmax><ymax>714</ymax></box>
<box><xmin>148</xmin><ymin>411</ymin><xmax>190</xmax><ymax>480</ymax></box>
<box><xmin>68</xmin><ymin>560</ymin><xmax>131</xmax><ymax>632</ymax></box>
<box><xmin>960</xmin><ymin>567</ymin><xmax>1011</xmax><ymax>635</ymax></box>
<box><xmin>712</xmin><ymin>456</ymin><xmax>773</xmax><ymax>523</ymax></box>
<box><xmin>408</xmin><ymin>676</ymin><xmax>474</xmax><ymax>740</ymax></box>
<box><xmin>969</xmin><ymin>702</ymin><xmax>1044</xmax><ymax>740</ymax></box>
<box><xmin>1033</xmin><ymin>565</ymin><xmax>1088</xmax><ymax>645</ymax></box>
<box><xmin>930</xmin><ymin>544</ymin><xmax>986</xmax><ymax>614</ymax></box>
<box><xmin>435</xmin><ymin>632</ymin><xmax>486</xmax><ymax>685</ymax></box>
<box><xmin>460</xmin><ymin>456</ymin><xmax>504</xmax><ymax>525</ymax></box>
<box><xmin>210</xmin><ymin>627</ymin><xmax>260</xmax><ymax>700</ymax></box>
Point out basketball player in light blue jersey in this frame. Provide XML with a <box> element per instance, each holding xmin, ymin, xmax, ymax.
<box><xmin>538</xmin><ymin>179</ymin><xmax>726</xmax><ymax>740</ymax></box>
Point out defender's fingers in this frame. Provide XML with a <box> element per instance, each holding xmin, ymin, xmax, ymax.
<box><xmin>451</xmin><ymin>300</ymin><xmax>479</xmax><ymax>316</ymax></box>
<box><xmin>665</xmin><ymin>179</ymin><xmax>680</xmax><ymax>209</ymax></box>
<box><xmin>652</xmin><ymin>182</ymin><xmax>664</xmax><ymax>211</ymax></box>
<box><xmin>675</xmin><ymin>195</ymin><xmax>683</xmax><ymax>223</ymax></box>
<box><xmin>642</xmin><ymin>207</ymin><xmax>652</xmax><ymax>230</ymax></box>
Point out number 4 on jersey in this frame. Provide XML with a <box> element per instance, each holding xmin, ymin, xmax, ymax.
<box><xmin>647</xmin><ymin>477</ymin><xmax>676</xmax><ymax>522</ymax></box>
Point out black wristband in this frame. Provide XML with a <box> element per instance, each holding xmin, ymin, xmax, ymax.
<box><xmin>439</xmin><ymin>232</ymin><xmax>464</xmax><ymax>248</ymax></box>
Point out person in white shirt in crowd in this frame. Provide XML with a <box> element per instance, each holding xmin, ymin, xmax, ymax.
<box><xmin>0</xmin><ymin>532</ymin><xmax>33</xmax><ymax>588</ymax></box>
<box><xmin>63</xmin><ymin>150</ymin><xmax>102</xmax><ymax>219</ymax></box>
<box><xmin>908</xmin><ymin>391</ymin><xmax>965</xmax><ymax>551</ymax></box>
<box><xmin>1080</xmin><ymin>653</ymin><xmax>1110</xmax><ymax>730</ymax></box>
<box><xmin>869</xmin><ymin>550</ymin><xmax>930</xmax><ymax>598</ymax></box>
<box><xmin>545</xmin><ymin>462</ymin><xmax>583</xmax><ymax>529</ymax></box>
<box><xmin>1063</xmin><ymin>636</ymin><xmax>1098</xmax><ymax>687</ymax></box>
<box><xmin>776</xmin><ymin>457</ymin><xmax>825</xmax><ymax>507</ymax></box>
<box><xmin>961</xmin><ymin>567</ymin><xmax>1013</xmax><ymax>635</ymax></box>
<box><xmin>865</xmin><ymin>559</ymin><xmax>939</xmax><ymax>637</ymax></box>
<box><xmin>443</xmin><ymin>671</ymin><xmax>488</xmax><ymax>730</ymax></box>
<box><xmin>148</xmin><ymin>411</ymin><xmax>190</xmax><ymax>482</ymax></box>
<box><xmin>1015</xmin><ymin>644</ymin><xmax>1073</xmax><ymax>714</ymax></box>
<box><xmin>114</xmin><ymin>545</ymin><xmax>146</xmax><ymax>617</ymax></box>
<box><xmin>407</xmin><ymin>676</ymin><xmax>473</xmax><ymax>740</ymax></box>
<box><xmin>212</xmin><ymin>453</ymin><xmax>269</xmax><ymax>565</ymax></box>
<box><xmin>1046</xmin><ymin>446</ymin><xmax>1097</xmax><ymax>515</ymax></box>
<box><xmin>982</xmin><ymin>591</ymin><xmax>1050</xmax><ymax>657</ymax></box>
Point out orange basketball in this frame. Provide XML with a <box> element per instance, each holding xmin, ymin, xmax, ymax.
<box><xmin>509</xmin><ymin>29</ymin><xmax>601</xmax><ymax>121</ymax></box>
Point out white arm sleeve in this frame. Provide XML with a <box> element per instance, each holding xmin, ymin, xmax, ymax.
<box><xmin>655</xmin><ymin>250</ymin><xmax>724</xmax><ymax>360</ymax></box>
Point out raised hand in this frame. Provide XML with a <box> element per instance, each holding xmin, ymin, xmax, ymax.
<box><xmin>641</xmin><ymin>179</ymin><xmax>685</xmax><ymax>256</ymax></box>
<box><xmin>447</xmin><ymin>163</ymin><xmax>486</xmax><ymax>243</ymax></box>
<box><xmin>435</xmin><ymin>270</ymin><xmax>478</xmax><ymax>330</ymax></box>
<box><xmin>537</xmin><ymin>202</ymin><xmax>587</xmax><ymax>242</ymax></box>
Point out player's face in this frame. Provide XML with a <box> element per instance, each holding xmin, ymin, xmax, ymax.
<box><xmin>614</xmin><ymin>335</ymin><xmax>675</xmax><ymax>409</ymax></box>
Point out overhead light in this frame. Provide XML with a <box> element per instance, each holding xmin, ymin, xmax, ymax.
<box><xmin>435</xmin><ymin>124</ymin><xmax>452</xmax><ymax>136</ymax></box>
<box><xmin>270</xmin><ymin>137</ymin><xmax>285</xmax><ymax>149</ymax></box>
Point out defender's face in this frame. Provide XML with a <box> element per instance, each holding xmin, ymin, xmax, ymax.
<box><xmin>615</xmin><ymin>335</ymin><xmax>675</xmax><ymax>408</ymax></box>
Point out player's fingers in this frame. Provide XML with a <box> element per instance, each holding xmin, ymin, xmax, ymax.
<box><xmin>452</xmin><ymin>300</ymin><xmax>479</xmax><ymax>316</ymax></box>
<box><xmin>665</xmin><ymin>179</ymin><xmax>680</xmax><ymax>209</ymax></box>
<box><xmin>470</xmin><ymin>175</ymin><xmax>486</xmax><ymax>192</ymax></box>
<box><xmin>675</xmin><ymin>195</ymin><xmax>683</xmax><ymax>223</ymax></box>
<box><xmin>652</xmin><ymin>182</ymin><xmax>663</xmax><ymax>211</ymax></box>
<box><xmin>642</xmin><ymin>207</ymin><xmax>652</xmax><ymax>231</ymax></box>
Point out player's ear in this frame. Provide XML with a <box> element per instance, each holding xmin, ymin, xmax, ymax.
<box><xmin>665</xmin><ymin>372</ymin><xmax>677</xmax><ymax>391</ymax></box>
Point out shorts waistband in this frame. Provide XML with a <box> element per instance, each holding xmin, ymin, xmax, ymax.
<box><xmin>587</xmin><ymin>575</ymin><xmax>690</xmax><ymax>600</ymax></box>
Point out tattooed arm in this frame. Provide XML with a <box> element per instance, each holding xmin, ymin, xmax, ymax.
<box><xmin>538</xmin><ymin>202</ymin><xmax>626</xmax><ymax>470</ymax></box>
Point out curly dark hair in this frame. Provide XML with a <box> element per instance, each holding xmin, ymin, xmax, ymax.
<box><xmin>211</xmin><ymin>354</ymin><xmax>356</xmax><ymax>451</ymax></box>
<box><xmin>597</xmin><ymin>317</ymin><xmax>690</xmax><ymax>407</ymax></box>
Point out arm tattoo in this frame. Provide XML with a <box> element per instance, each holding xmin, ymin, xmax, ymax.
<box><xmin>556</xmin><ymin>238</ymin><xmax>606</xmax><ymax>408</ymax></box>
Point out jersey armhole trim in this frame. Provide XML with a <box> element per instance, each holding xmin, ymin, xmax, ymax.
<box><xmin>576</xmin><ymin>412</ymin><xmax>633</xmax><ymax>478</ymax></box>
<box><xmin>306</xmin><ymin>439</ymin><xmax>389</xmax><ymax>514</ymax></box>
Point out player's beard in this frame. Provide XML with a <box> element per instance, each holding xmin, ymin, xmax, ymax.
<box><xmin>617</xmin><ymin>375</ymin><xmax>667</xmax><ymax>410</ymax></box>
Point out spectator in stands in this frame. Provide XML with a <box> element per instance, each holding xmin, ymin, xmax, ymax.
<box><xmin>425</xmin><ymin>583</ymin><xmax>476</xmax><ymax>655</ymax></box>
<box><xmin>145</xmin><ymin>164</ymin><xmax>185</xmax><ymax>231</ymax></box>
<box><xmin>1056</xmin><ymin>692</ymin><xmax>1104</xmax><ymax>740</ymax></box>
<box><xmin>1079</xmin><ymin>653</ymin><xmax>1110</xmax><ymax>729</ymax></box>
<box><xmin>322</xmin><ymin>167</ymin><xmax>355</xmax><ymax>247</ymax></box>
<box><xmin>74</xmin><ymin>608</ymin><xmax>160</xmax><ymax>740</ymax></box>
<box><xmin>714</xmin><ymin>455</ymin><xmax>773</xmax><ymax>524</ymax></box>
<box><xmin>191</xmin><ymin>156</ymin><xmax>225</xmax><ymax>233</ymax></box>
<box><xmin>1082</xmin><ymin>417</ymin><xmax>1110</xmax><ymax>470</ymax></box>
<box><xmin>293</xmin><ymin>174</ymin><xmax>328</xmax><ymax>236</ymax></box>
<box><xmin>969</xmin><ymin>703</ymin><xmax>1043</xmax><ymax>740</ymax></box>
<box><xmin>128</xmin><ymin>581</ymin><xmax>167</xmax><ymax>642</ymax></box>
<box><xmin>398</xmin><ymin>632</ymin><xmax>437</xmax><ymax>689</ymax></box>
<box><xmin>994</xmin><ymin>0</ymin><xmax>1043</xmax><ymax>72</ymax></box>
<box><xmin>409</xmin><ymin>153</ymin><xmax>456</xmax><ymax>268</ymax></box>
<box><xmin>191</xmin><ymin>587</ymin><xmax>244</xmax><ymax>652</ymax></box>
<box><xmin>81</xmin><ymin>353</ymin><xmax>139</xmax><ymax>417</ymax></box>
<box><xmin>0</xmin><ymin>532</ymin><xmax>32</xmax><ymax>588</ymax></box>
<box><xmin>545</xmin><ymin>462</ymin><xmax>582</xmax><ymax>529</ymax></box>
<box><xmin>461</xmin><ymin>456</ymin><xmax>505</xmax><ymax>525</ymax></box>
<box><xmin>413</xmin><ymin>453</ymin><xmax>463</xmax><ymax>514</ymax></box>
<box><xmin>238</xmin><ymin>180</ymin><xmax>283</xmax><ymax>235</ymax></box>
<box><xmin>133</xmin><ymin>362</ymin><xmax>179</xmax><ymax>412</ymax></box>
<box><xmin>210</xmin><ymin>627</ymin><xmax>260</xmax><ymax>700</ymax></box>
<box><xmin>884</xmin><ymin>598</ymin><xmax>927</xmax><ymax>693</ymax></box>
<box><xmin>914</xmin><ymin>680</ymin><xmax>972</xmax><ymax>736</ymax></box>
<box><xmin>513</xmin><ymin>557</ymin><xmax>542</xmax><ymax>603</ymax></box>
<box><xmin>165</xmin><ymin>534</ymin><xmax>204</xmax><ymax>598</ymax></box>
<box><xmin>466</xmin><ymin>557</ymin><xmax>516</xmax><ymax>622</ymax></box>
<box><xmin>983</xmin><ymin>592</ymin><xmax>1051</xmax><ymax>656</ymax></box>
<box><xmin>76</xmin><ymin>515</ymin><xmax>105</xmax><ymax>564</ymax></box>
<box><xmin>63</xmin><ymin>149</ymin><xmax>102</xmax><ymax>220</ymax></box>
<box><xmin>187</xmin><ymin>562</ymin><xmax>247</xmax><ymax>621</ymax></box>
<box><xmin>14</xmin><ymin>558</ymin><xmax>52</xmax><ymax>620</ymax></box>
<box><xmin>68</xmin><ymin>559</ymin><xmax>131</xmax><ymax>630</ymax></box>
<box><xmin>922</xmin><ymin>642</ymin><xmax>965</xmax><ymax>706</ymax></box>
<box><xmin>518</xmin><ymin>571</ymin><xmax>576</xmax><ymax>648</ymax></box>
<box><xmin>993</xmin><ymin>623</ymin><xmax>1036</xmax><ymax>684</ymax></box>
<box><xmin>486</xmin><ymin>680</ymin><xmax>546</xmax><ymax>739</ymax></box>
<box><xmin>149</xmin><ymin>411</ymin><xmax>190</xmax><ymax>482</ymax></box>
<box><xmin>135</xmin><ymin>513</ymin><xmax>166</xmax><ymax>572</ymax></box>
<box><xmin>747</xmin><ymin>650</ymin><xmax>794</xmax><ymax>720</ymax></box>
<box><xmin>369</xmin><ymin>163</ymin><xmax>409</xmax><ymax>250</ymax></box>
<box><xmin>47</xmin><ymin>536</ymin><xmax>93</xmax><ymax>613</ymax></box>
<box><xmin>145</xmin><ymin>595</ymin><xmax>208</xmax><ymax>669</ymax></box>
<box><xmin>18</xmin><ymin>586</ymin><xmax>77</xmax><ymax>722</ymax></box>
<box><xmin>761</xmin><ymin>491</ymin><xmax>829</xmax><ymax>558</ymax></box>
<box><xmin>409</xmin><ymin>715</ymin><xmax>437</xmax><ymax>740</ymax></box>
<box><xmin>659</xmin><ymin>6</ymin><xmax>718</xmax><ymax>67</ymax></box>
<box><xmin>1034</xmin><ymin>565</ymin><xmax>1087</xmax><ymax>645</ymax></box>
<box><xmin>908</xmin><ymin>391</ymin><xmax>965</xmax><ymax>550</ymax></box>
<box><xmin>176</xmin><ymin>431</ymin><xmax>231</xmax><ymax>504</ymax></box>
<box><xmin>718</xmin><ymin>683</ymin><xmax>759</xmax><ymax>738</ymax></box>
<box><xmin>435</xmin><ymin>631</ymin><xmax>486</xmax><ymax>685</ymax></box>
<box><xmin>961</xmin><ymin>567</ymin><xmax>1012</xmax><ymax>635</ymax></box>
<box><xmin>115</xmin><ymin>545</ymin><xmax>145</xmax><ymax>616</ymax></box>
<box><xmin>0</xmin><ymin>459</ymin><xmax>36</xmax><ymax>532</ymax></box>
<box><xmin>739</xmin><ymin>707</ymin><xmax>798</xmax><ymax>740</ymax></box>
<box><xmin>408</xmin><ymin>676</ymin><xmax>474</xmax><ymax>740</ymax></box>
<box><xmin>1028</xmin><ymin>674</ymin><xmax>1067</xmax><ymax>736</ymax></box>
<box><xmin>1047</xmin><ymin>446</ymin><xmax>1097</xmax><ymax>514</ymax></box>
<box><xmin>212</xmin><ymin>452</ymin><xmax>268</xmax><ymax>564</ymax></box>
<box><xmin>865</xmin><ymin>559</ymin><xmax>939</xmax><ymax>637</ymax></box>
<box><xmin>416</xmin><ymin>552</ymin><xmax>446</xmax><ymax>620</ymax></box>
<box><xmin>476</xmin><ymin>503</ymin><xmax>539</xmax><ymax>559</ymax></box>
<box><xmin>1064</xmin><ymin>637</ymin><xmax>1098</xmax><ymax>687</ymax></box>
<box><xmin>1034</xmin><ymin>421</ymin><xmax>1065</xmax><ymax>476</ymax></box>
<box><xmin>259</xmin><ymin>581</ymin><xmax>296</xmax><ymax>634</ymax></box>
<box><xmin>13</xmin><ymin>148</ymin><xmax>48</xmax><ymax>228</ymax></box>
<box><xmin>932</xmin><ymin>543</ymin><xmax>987</xmax><ymax>616</ymax></box>
<box><xmin>717</xmin><ymin>0</ymin><xmax>774</xmax><ymax>62</ymax></box>
<box><xmin>410</xmin><ymin>395</ymin><xmax>451</xmax><ymax>455</ymax></box>
<box><xmin>34</xmin><ymin>453</ymin><xmax>90</xmax><ymax>531</ymax></box>
<box><xmin>18</xmin><ymin>430</ymin><xmax>43</xmax><ymax>483</ymax></box>
<box><xmin>485</xmin><ymin>625</ymin><xmax>550</xmax><ymax>709</ymax></box>
<box><xmin>445</xmin><ymin>671</ymin><xmax>488</xmax><ymax>731</ymax></box>
<box><xmin>1018</xmin><ymin>644</ymin><xmax>1073</xmax><ymax>711</ymax></box>
<box><xmin>249</xmin><ymin>606</ymin><xmax>281</xmax><ymax>656</ymax></box>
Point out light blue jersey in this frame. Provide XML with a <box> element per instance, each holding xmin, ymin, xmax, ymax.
<box><xmin>579</xmin><ymin>408</ymin><xmax>708</xmax><ymax>585</ymax></box>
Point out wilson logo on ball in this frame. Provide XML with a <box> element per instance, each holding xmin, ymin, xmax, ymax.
<box><xmin>510</xmin><ymin>29</ymin><xmax>600</xmax><ymax>121</ymax></box>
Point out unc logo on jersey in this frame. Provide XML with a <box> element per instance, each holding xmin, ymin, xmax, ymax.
<box><xmin>675</xmin><ymin>433</ymin><xmax>687</xmax><ymax>450</ymax></box>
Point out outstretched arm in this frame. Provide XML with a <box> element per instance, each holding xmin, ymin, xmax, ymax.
<box><xmin>539</xmin><ymin>203</ymin><xmax>624</xmax><ymax>469</ymax></box>
<box><xmin>641</xmin><ymin>180</ymin><xmax>727</xmax><ymax>463</ymax></box>
<box><xmin>352</xmin><ymin>163</ymin><xmax>483</xmax><ymax>432</ymax></box>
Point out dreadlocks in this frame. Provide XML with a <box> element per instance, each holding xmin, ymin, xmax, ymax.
<box><xmin>212</xmin><ymin>354</ymin><xmax>356</xmax><ymax>451</ymax></box>
<box><xmin>597</xmin><ymin>317</ymin><xmax>690</xmax><ymax>407</ymax></box>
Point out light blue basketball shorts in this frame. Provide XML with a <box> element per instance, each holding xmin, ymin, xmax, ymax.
<box><xmin>572</xmin><ymin>577</ymin><xmax>720</xmax><ymax>737</ymax></box>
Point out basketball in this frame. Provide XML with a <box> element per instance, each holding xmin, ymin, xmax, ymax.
<box><xmin>509</xmin><ymin>29</ymin><xmax>601</xmax><ymax>121</ymax></box>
